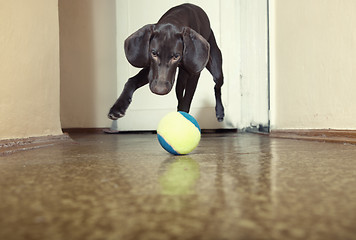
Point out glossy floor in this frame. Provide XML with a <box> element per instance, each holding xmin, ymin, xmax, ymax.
<box><xmin>1</xmin><ymin>133</ymin><xmax>356</xmax><ymax>240</ymax></box>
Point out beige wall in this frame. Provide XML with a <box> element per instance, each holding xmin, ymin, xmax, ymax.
<box><xmin>270</xmin><ymin>0</ymin><xmax>356</xmax><ymax>129</ymax></box>
<box><xmin>0</xmin><ymin>0</ymin><xmax>62</xmax><ymax>140</ymax></box>
<box><xmin>59</xmin><ymin>0</ymin><xmax>117</xmax><ymax>128</ymax></box>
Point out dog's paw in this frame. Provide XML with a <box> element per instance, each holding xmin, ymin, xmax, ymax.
<box><xmin>216</xmin><ymin>105</ymin><xmax>225</xmax><ymax>122</ymax></box>
<box><xmin>108</xmin><ymin>110</ymin><xmax>125</xmax><ymax>120</ymax></box>
<box><xmin>108</xmin><ymin>97</ymin><xmax>132</xmax><ymax>120</ymax></box>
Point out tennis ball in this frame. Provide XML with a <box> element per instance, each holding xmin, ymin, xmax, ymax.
<box><xmin>157</xmin><ymin>111</ymin><xmax>201</xmax><ymax>155</ymax></box>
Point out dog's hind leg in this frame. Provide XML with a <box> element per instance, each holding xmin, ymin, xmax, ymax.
<box><xmin>206</xmin><ymin>30</ymin><xmax>225</xmax><ymax>122</ymax></box>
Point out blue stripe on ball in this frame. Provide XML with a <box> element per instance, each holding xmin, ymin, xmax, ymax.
<box><xmin>178</xmin><ymin>111</ymin><xmax>201</xmax><ymax>132</ymax></box>
<box><xmin>157</xmin><ymin>133</ymin><xmax>180</xmax><ymax>155</ymax></box>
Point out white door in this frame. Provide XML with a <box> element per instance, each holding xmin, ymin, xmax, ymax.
<box><xmin>113</xmin><ymin>0</ymin><xmax>268</xmax><ymax>131</ymax></box>
<box><xmin>239</xmin><ymin>0</ymin><xmax>270</xmax><ymax>131</ymax></box>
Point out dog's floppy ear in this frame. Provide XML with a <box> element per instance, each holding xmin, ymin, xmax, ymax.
<box><xmin>182</xmin><ymin>27</ymin><xmax>210</xmax><ymax>74</ymax></box>
<box><xmin>124</xmin><ymin>24</ymin><xmax>154</xmax><ymax>68</ymax></box>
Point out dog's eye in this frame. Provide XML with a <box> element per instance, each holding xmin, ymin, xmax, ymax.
<box><xmin>151</xmin><ymin>50</ymin><xmax>158</xmax><ymax>58</ymax></box>
<box><xmin>172</xmin><ymin>53</ymin><xmax>180</xmax><ymax>61</ymax></box>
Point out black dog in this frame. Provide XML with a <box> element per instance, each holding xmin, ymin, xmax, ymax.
<box><xmin>108</xmin><ymin>3</ymin><xmax>225</xmax><ymax>122</ymax></box>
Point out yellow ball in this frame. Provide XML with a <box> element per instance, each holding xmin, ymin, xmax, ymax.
<box><xmin>157</xmin><ymin>111</ymin><xmax>201</xmax><ymax>155</ymax></box>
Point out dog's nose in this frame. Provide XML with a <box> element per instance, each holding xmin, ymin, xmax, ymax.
<box><xmin>150</xmin><ymin>80</ymin><xmax>172</xmax><ymax>95</ymax></box>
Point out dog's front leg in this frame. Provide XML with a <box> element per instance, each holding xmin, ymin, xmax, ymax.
<box><xmin>176</xmin><ymin>68</ymin><xmax>188</xmax><ymax>110</ymax></box>
<box><xmin>176</xmin><ymin>72</ymin><xmax>200</xmax><ymax>113</ymax></box>
<box><xmin>108</xmin><ymin>68</ymin><xmax>149</xmax><ymax>120</ymax></box>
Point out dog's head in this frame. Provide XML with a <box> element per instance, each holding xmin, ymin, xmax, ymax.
<box><xmin>124</xmin><ymin>24</ymin><xmax>210</xmax><ymax>95</ymax></box>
